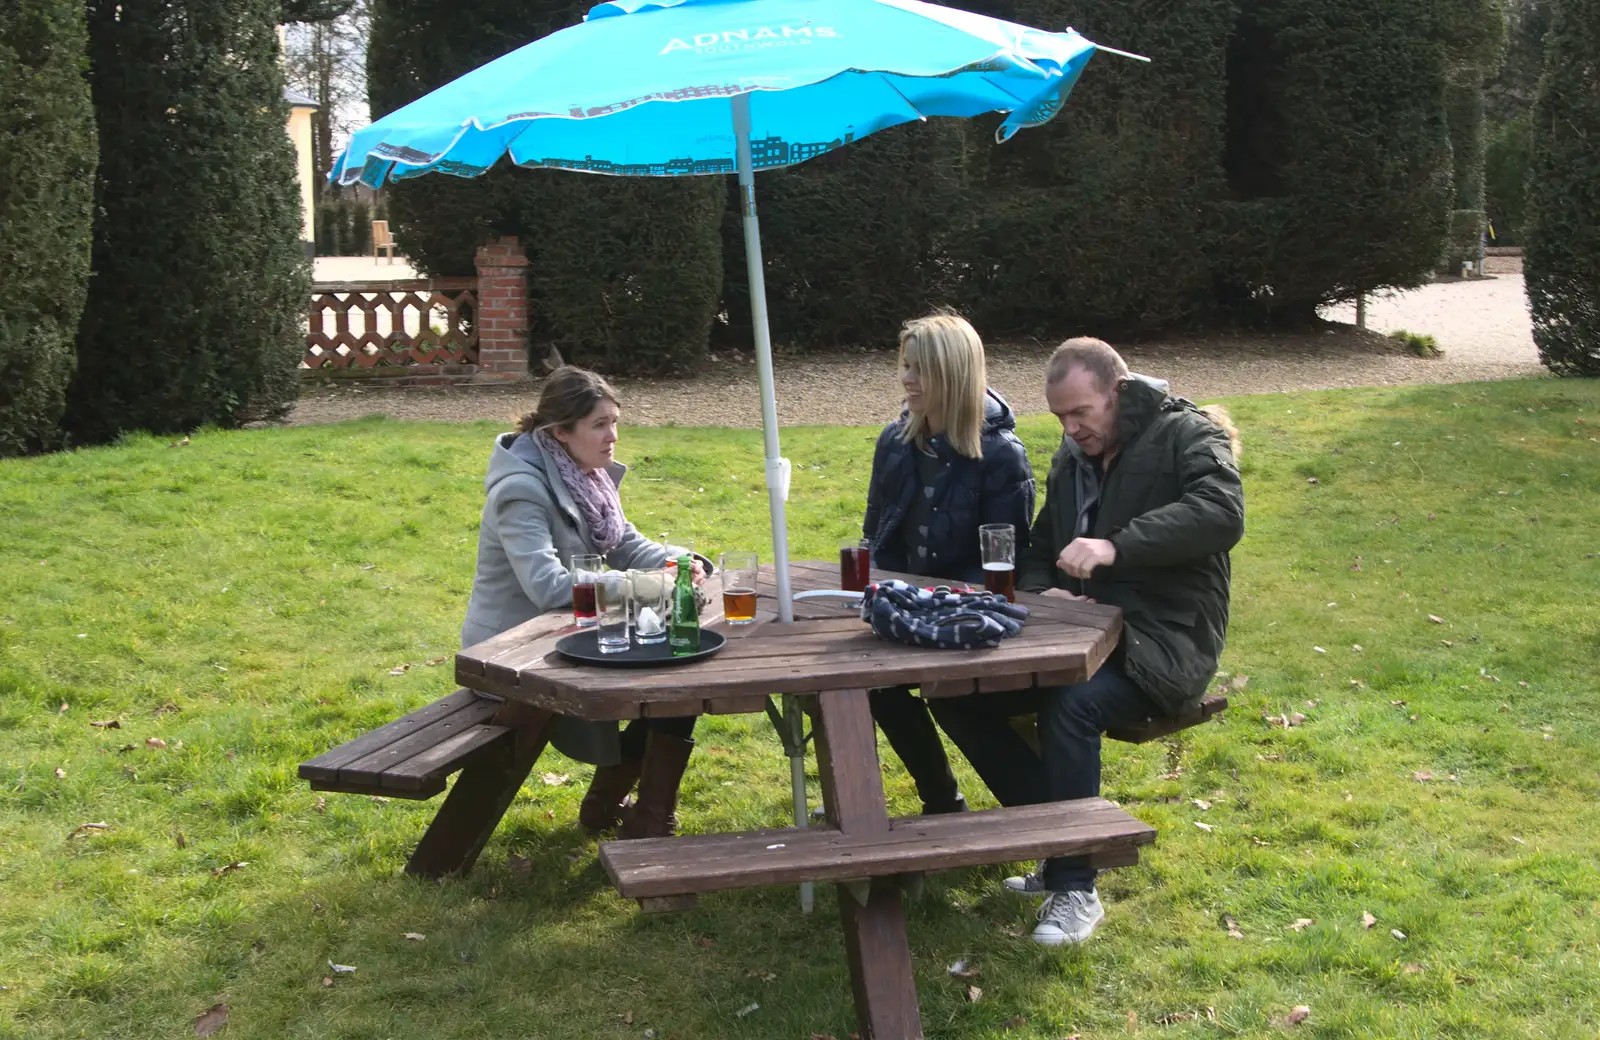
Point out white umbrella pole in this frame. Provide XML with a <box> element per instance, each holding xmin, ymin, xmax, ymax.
<box><xmin>733</xmin><ymin>92</ymin><xmax>811</xmax><ymax>914</ymax></box>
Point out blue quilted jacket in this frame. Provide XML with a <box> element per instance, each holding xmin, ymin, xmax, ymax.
<box><xmin>862</xmin><ymin>388</ymin><xmax>1035</xmax><ymax>585</ymax></box>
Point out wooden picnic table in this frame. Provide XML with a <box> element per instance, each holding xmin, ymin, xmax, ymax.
<box><xmin>438</xmin><ymin>560</ymin><xmax>1143</xmax><ymax>1039</ymax></box>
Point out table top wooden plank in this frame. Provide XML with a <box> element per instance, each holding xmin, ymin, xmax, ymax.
<box><xmin>455</xmin><ymin>561</ymin><xmax>1122</xmax><ymax>718</ymax></box>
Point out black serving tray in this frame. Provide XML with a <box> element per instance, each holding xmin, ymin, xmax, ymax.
<box><xmin>554</xmin><ymin>628</ymin><xmax>726</xmax><ymax>667</ymax></box>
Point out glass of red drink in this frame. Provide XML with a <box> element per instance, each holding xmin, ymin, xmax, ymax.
<box><xmin>571</xmin><ymin>553</ymin><xmax>603</xmax><ymax>626</ymax></box>
<box><xmin>840</xmin><ymin>540</ymin><xmax>871</xmax><ymax>592</ymax></box>
<box><xmin>979</xmin><ymin>524</ymin><xmax>1016</xmax><ymax>602</ymax></box>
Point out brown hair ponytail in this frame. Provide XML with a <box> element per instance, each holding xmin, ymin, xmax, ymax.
<box><xmin>515</xmin><ymin>366</ymin><xmax>621</xmax><ymax>435</ymax></box>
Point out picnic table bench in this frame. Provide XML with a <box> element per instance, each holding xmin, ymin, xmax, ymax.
<box><xmin>299</xmin><ymin>561</ymin><xmax>1228</xmax><ymax>1037</ymax></box>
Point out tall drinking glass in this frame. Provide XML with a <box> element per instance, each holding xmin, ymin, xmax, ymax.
<box><xmin>628</xmin><ymin>568</ymin><xmax>671</xmax><ymax>645</ymax></box>
<box><xmin>840</xmin><ymin>540</ymin><xmax>871</xmax><ymax>592</ymax></box>
<box><xmin>570</xmin><ymin>553</ymin><xmax>603</xmax><ymax>626</ymax></box>
<box><xmin>979</xmin><ymin>524</ymin><xmax>1016</xmax><ymax>602</ymax></box>
<box><xmin>595</xmin><ymin>570</ymin><xmax>631</xmax><ymax>653</ymax></box>
<box><xmin>719</xmin><ymin>551</ymin><xmax>759</xmax><ymax>625</ymax></box>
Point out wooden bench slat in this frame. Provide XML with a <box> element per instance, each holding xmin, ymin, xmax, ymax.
<box><xmin>338</xmin><ymin>699</ymin><xmax>504</xmax><ymax>788</ymax></box>
<box><xmin>298</xmin><ymin>688</ymin><xmax>484</xmax><ymax>783</ymax></box>
<box><xmin>600</xmin><ymin>797</ymin><xmax>1155</xmax><ymax>899</ymax></box>
<box><xmin>380</xmin><ymin>723</ymin><xmax>513</xmax><ymax>790</ymax></box>
<box><xmin>310</xmin><ymin>776</ymin><xmax>447</xmax><ymax>800</ymax></box>
<box><xmin>1105</xmin><ymin>693</ymin><xmax>1228</xmax><ymax>744</ymax></box>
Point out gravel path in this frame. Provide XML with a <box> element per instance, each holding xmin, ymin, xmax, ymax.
<box><xmin>288</xmin><ymin>267</ymin><xmax>1543</xmax><ymax>429</ymax></box>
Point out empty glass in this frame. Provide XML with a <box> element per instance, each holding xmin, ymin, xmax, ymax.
<box><xmin>628</xmin><ymin>568</ymin><xmax>672</xmax><ymax>644</ymax></box>
<box><xmin>719</xmin><ymin>551</ymin><xmax>759</xmax><ymax>624</ymax></box>
<box><xmin>571</xmin><ymin>553</ymin><xmax>603</xmax><ymax>626</ymax></box>
<box><xmin>595</xmin><ymin>570</ymin><xmax>631</xmax><ymax>653</ymax></box>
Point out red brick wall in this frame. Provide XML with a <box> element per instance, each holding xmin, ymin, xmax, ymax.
<box><xmin>473</xmin><ymin>236</ymin><xmax>532</xmax><ymax>382</ymax></box>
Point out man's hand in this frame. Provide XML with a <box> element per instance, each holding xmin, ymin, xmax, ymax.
<box><xmin>1057</xmin><ymin>537</ymin><xmax>1116</xmax><ymax>579</ymax></box>
<box><xmin>1040</xmin><ymin>588</ymin><xmax>1095</xmax><ymax>602</ymax></box>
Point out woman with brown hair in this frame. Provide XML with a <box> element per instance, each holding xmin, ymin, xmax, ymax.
<box><xmin>461</xmin><ymin>365</ymin><xmax>704</xmax><ymax>838</ymax></box>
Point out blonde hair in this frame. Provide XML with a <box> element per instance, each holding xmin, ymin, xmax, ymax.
<box><xmin>515</xmin><ymin>366</ymin><xmax>620</xmax><ymax>436</ymax></box>
<box><xmin>1045</xmin><ymin>336</ymin><xmax>1129</xmax><ymax>390</ymax></box>
<box><xmin>898</xmin><ymin>312</ymin><xmax>987</xmax><ymax>459</ymax></box>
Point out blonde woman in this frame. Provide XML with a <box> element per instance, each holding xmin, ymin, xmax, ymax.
<box><xmin>461</xmin><ymin>366</ymin><xmax>705</xmax><ymax>839</ymax></box>
<box><xmin>860</xmin><ymin>313</ymin><xmax>1036</xmax><ymax>814</ymax></box>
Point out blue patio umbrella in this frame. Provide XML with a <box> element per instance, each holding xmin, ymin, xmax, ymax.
<box><xmin>333</xmin><ymin>0</ymin><xmax>1142</xmax><ymax>625</ymax></box>
<box><xmin>334</xmin><ymin>0</ymin><xmax>1140</xmax><ymax>908</ymax></box>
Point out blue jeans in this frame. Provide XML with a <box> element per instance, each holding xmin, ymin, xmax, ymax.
<box><xmin>928</xmin><ymin>662</ymin><xmax>1159</xmax><ymax>892</ymax></box>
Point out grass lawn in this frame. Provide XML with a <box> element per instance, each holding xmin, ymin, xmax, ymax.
<box><xmin>2</xmin><ymin>378</ymin><xmax>1598</xmax><ymax>1039</ymax></box>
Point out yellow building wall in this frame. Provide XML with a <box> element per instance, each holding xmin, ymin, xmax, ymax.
<box><xmin>287</xmin><ymin>105</ymin><xmax>316</xmax><ymax>247</ymax></box>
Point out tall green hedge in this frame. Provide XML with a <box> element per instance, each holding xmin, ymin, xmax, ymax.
<box><xmin>954</xmin><ymin>0</ymin><xmax>1237</xmax><ymax>339</ymax></box>
<box><xmin>67</xmin><ymin>0</ymin><xmax>309</xmax><ymax>443</ymax></box>
<box><xmin>716</xmin><ymin>117</ymin><xmax>969</xmax><ymax>352</ymax></box>
<box><xmin>368</xmin><ymin>0</ymin><xmax>722</xmax><ymax>374</ymax></box>
<box><xmin>0</xmin><ymin>0</ymin><xmax>96</xmax><ymax>456</ymax></box>
<box><xmin>1215</xmin><ymin>0</ymin><xmax>1454</xmax><ymax>322</ymax></box>
<box><xmin>1484</xmin><ymin>114</ymin><xmax>1530</xmax><ymax>244</ymax></box>
<box><xmin>1524</xmin><ymin>0</ymin><xmax>1600</xmax><ymax>376</ymax></box>
<box><xmin>1441</xmin><ymin>75</ymin><xmax>1488</xmax><ymax>272</ymax></box>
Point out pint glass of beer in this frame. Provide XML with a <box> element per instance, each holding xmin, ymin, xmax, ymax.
<box><xmin>719</xmin><ymin>551</ymin><xmax>759</xmax><ymax>624</ymax></box>
<box><xmin>979</xmin><ymin>524</ymin><xmax>1016</xmax><ymax>602</ymax></box>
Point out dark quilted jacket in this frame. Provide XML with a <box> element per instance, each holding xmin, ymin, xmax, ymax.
<box><xmin>862</xmin><ymin>388</ymin><xmax>1035</xmax><ymax>585</ymax></box>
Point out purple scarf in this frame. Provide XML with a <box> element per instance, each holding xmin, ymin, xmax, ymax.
<box><xmin>535</xmin><ymin>430</ymin><xmax>625</xmax><ymax>553</ymax></box>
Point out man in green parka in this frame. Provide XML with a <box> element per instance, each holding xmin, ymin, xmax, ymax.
<box><xmin>929</xmin><ymin>337</ymin><xmax>1245</xmax><ymax>946</ymax></box>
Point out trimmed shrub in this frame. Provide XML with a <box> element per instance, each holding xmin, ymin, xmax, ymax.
<box><xmin>0</xmin><ymin>0</ymin><xmax>96</xmax><ymax>456</ymax></box>
<box><xmin>1524</xmin><ymin>0</ymin><xmax>1600</xmax><ymax>376</ymax></box>
<box><xmin>954</xmin><ymin>0</ymin><xmax>1237</xmax><ymax>340</ymax></box>
<box><xmin>368</xmin><ymin>0</ymin><xmax>722</xmax><ymax>373</ymax></box>
<box><xmin>68</xmin><ymin>0</ymin><xmax>309</xmax><ymax>442</ymax></box>
<box><xmin>1484</xmin><ymin>115</ymin><xmax>1531</xmax><ymax>245</ymax></box>
<box><xmin>1215</xmin><ymin>0</ymin><xmax>1454</xmax><ymax>322</ymax></box>
<box><xmin>1441</xmin><ymin>76</ymin><xmax>1488</xmax><ymax>272</ymax></box>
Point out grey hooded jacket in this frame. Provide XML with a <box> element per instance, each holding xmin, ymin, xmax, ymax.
<box><xmin>461</xmin><ymin>431</ymin><xmax>689</xmax><ymax>763</ymax></box>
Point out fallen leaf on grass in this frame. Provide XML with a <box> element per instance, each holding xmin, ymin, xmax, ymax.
<box><xmin>1226</xmin><ymin>674</ymin><xmax>1249</xmax><ymax>692</ymax></box>
<box><xmin>965</xmin><ymin>985</ymin><xmax>983</xmax><ymax>1003</ymax></box>
<box><xmin>540</xmin><ymin>772</ymin><xmax>570</xmax><ymax>786</ymax></box>
<box><xmin>1392</xmin><ymin>928</ymin><xmax>1407</xmax><ymax>941</ymax></box>
<box><xmin>1290</xmin><ymin>918</ymin><xmax>1314</xmax><ymax>932</ymax></box>
<box><xmin>321</xmin><ymin>976</ymin><xmax>334</xmax><ymax>988</ymax></box>
<box><xmin>403</xmin><ymin>932</ymin><xmax>425</xmax><ymax>942</ymax></box>
<box><xmin>193</xmin><ymin>1002</ymin><xmax>229</xmax><ymax>1036</ymax></box>
<box><xmin>58</xmin><ymin>702</ymin><xmax>69</xmax><ymax>714</ymax></box>
<box><xmin>1251</xmin><ymin>836</ymin><xmax>1271</xmax><ymax>846</ymax></box>
<box><xmin>947</xmin><ymin>960</ymin><xmax>979</xmax><ymax>978</ymax></box>
<box><xmin>315</xmin><ymin>796</ymin><xmax>326</xmax><ymax>814</ymax></box>
<box><xmin>388</xmin><ymin>665</ymin><xmax>410</xmax><ymax>676</ymax></box>
<box><xmin>622</xmin><ymin>1011</ymin><xmax>634</xmax><ymax>1025</ymax></box>
<box><xmin>1290</xmin><ymin>712</ymin><xmax>1307</xmax><ymax>726</ymax></box>
<box><xmin>146</xmin><ymin>737</ymin><xmax>167</xmax><ymax>749</ymax></box>
<box><xmin>507</xmin><ymin>854</ymin><xmax>532</xmax><ymax>876</ymax></box>
<box><xmin>174</xmin><ymin>829</ymin><xmax>187</xmax><ymax>848</ymax></box>
<box><xmin>211</xmin><ymin>861</ymin><xmax>248</xmax><ymax>878</ymax></box>
<box><xmin>1403</xmin><ymin>963</ymin><xmax>1423</xmax><ymax>975</ymax></box>
<box><xmin>695</xmin><ymin>935</ymin><xmax>715</xmax><ymax>948</ymax></box>
<box><xmin>1313</xmin><ymin>646</ymin><xmax>1327</xmax><ymax>654</ymax></box>
<box><xmin>1439</xmin><ymin>639</ymin><xmax>1455</xmax><ymax>647</ymax></box>
<box><xmin>68</xmin><ymin>822</ymin><xmax>110</xmax><ymax>839</ymax></box>
<box><xmin>1427</xmin><ymin>615</ymin><xmax>1446</xmax><ymax>624</ymax></box>
<box><xmin>756</xmin><ymin>971</ymin><xmax>777</xmax><ymax>982</ymax></box>
<box><xmin>1306</xmin><ymin>477</ymin><xmax>1320</xmax><ymax>485</ymax></box>
<box><xmin>55</xmin><ymin>767</ymin><xmax>66</xmax><ymax>779</ymax></box>
<box><xmin>1157</xmin><ymin>1011</ymin><xmax>1197</xmax><ymax>1025</ymax></box>
<box><xmin>116</xmin><ymin>743</ymin><xmax>137</xmax><ymax>753</ymax></box>
<box><xmin>424</xmin><ymin>657</ymin><xmax>448</xmax><ymax>666</ymax></box>
<box><xmin>1286</xmin><ymin>1005</ymin><xmax>1311</xmax><ymax>1026</ymax></box>
<box><xmin>1003</xmin><ymin>1015</ymin><xmax>1028</xmax><ymax>1030</ymax></box>
<box><xmin>1510</xmin><ymin>835</ymin><xmax>1525</xmax><ymax>844</ymax></box>
<box><xmin>1413</xmin><ymin>771</ymin><xmax>1433</xmax><ymax>782</ymax></box>
<box><xmin>1194</xmin><ymin>821</ymin><xmax>1214</xmax><ymax>832</ymax></box>
<box><xmin>1127</xmin><ymin>1008</ymin><xmax>1139</xmax><ymax>1032</ymax></box>
<box><xmin>1222</xmin><ymin>915</ymin><xmax>1244</xmax><ymax>939</ymax></box>
<box><xmin>1192</xmin><ymin>799</ymin><xmax>1212</xmax><ymax>811</ymax></box>
<box><xmin>90</xmin><ymin>719</ymin><xmax>121</xmax><ymax>729</ymax></box>
<box><xmin>327</xmin><ymin>961</ymin><xmax>357</xmax><ymax>974</ymax></box>
<box><xmin>1362</xmin><ymin>911</ymin><xmax>1377</xmax><ymax>929</ymax></box>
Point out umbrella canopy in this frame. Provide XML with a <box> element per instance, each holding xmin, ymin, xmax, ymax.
<box><xmin>333</xmin><ymin>0</ymin><xmax>1103</xmax><ymax>189</ymax></box>
<box><xmin>333</xmin><ymin>0</ymin><xmax>1132</xmax><ymax>627</ymax></box>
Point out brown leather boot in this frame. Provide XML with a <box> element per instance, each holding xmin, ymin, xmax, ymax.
<box><xmin>578</xmin><ymin>755</ymin><xmax>642</xmax><ymax>834</ymax></box>
<box><xmin>617</xmin><ymin>733</ymin><xmax>694</xmax><ymax>839</ymax></box>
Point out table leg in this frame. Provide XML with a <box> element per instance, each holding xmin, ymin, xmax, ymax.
<box><xmin>405</xmin><ymin>703</ymin><xmax>553</xmax><ymax>878</ymax></box>
<box><xmin>814</xmin><ymin>689</ymin><xmax>924</xmax><ymax>1040</ymax></box>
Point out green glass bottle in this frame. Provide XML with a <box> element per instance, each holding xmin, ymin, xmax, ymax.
<box><xmin>668</xmin><ymin>554</ymin><xmax>700</xmax><ymax>656</ymax></box>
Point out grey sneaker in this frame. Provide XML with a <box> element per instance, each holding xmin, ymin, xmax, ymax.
<box><xmin>1003</xmin><ymin>862</ymin><xmax>1046</xmax><ymax>894</ymax></box>
<box><xmin>1032</xmin><ymin>889</ymin><xmax>1105</xmax><ymax>946</ymax></box>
